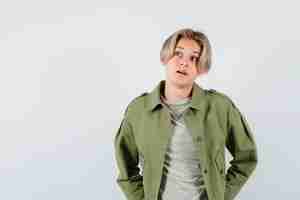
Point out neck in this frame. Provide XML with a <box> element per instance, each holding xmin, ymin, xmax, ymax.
<box><xmin>163</xmin><ymin>80</ymin><xmax>193</xmax><ymax>104</ymax></box>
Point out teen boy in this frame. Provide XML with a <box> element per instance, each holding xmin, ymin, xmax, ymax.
<box><xmin>114</xmin><ymin>28</ymin><xmax>258</xmax><ymax>200</ymax></box>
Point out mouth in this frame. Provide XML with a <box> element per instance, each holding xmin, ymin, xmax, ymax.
<box><xmin>176</xmin><ymin>70</ymin><xmax>187</xmax><ymax>76</ymax></box>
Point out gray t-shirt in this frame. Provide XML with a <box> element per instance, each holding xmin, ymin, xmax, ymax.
<box><xmin>158</xmin><ymin>96</ymin><xmax>208</xmax><ymax>200</ymax></box>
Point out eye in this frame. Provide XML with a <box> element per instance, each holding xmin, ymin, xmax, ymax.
<box><xmin>174</xmin><ymin>51</ymin><xmax>183</xmax><ymax>58</ymax></box>
<box><xmin>190</xmin><ymin>56</ymin><xmax>199</xmax><ymax>62</ymax></box>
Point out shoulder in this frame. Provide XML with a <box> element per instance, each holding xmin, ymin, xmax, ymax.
<box><xmin>205</xmin><ymin>88</ymin><xmax>231</xmax><ymax>102</ymax></box>
<box><xmin>205</xmin><ymin>88</ymin><xmax>237</xmax><ymax>109</ymax></box>
<box><xmin>123</xmin><ymin>92</ymin><xmax>148</xmax><ymax>116</ymax></box>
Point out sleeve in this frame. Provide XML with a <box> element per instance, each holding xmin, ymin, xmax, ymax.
<box><xmin>224</xmin><ymin>100</ymin><xmax>258</xmax><ymax>200</ymax></box>
<box><xmin>114</xmin><ymin>111</ymin><xmax>144</xmax><ymax>200</ymax></box>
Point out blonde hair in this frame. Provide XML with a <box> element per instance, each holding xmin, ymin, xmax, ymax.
<box><xmin>160</xmin><ymin>28</ymin><xmax>212</xmax><ymax>71</ymax></box>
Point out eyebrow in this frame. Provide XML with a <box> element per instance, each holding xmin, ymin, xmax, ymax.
<box><xmin>175</xmin><ymin>47</ymin><xmax>201</xmax><ymax>55</ymax></box>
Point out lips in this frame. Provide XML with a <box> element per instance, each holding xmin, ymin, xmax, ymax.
<box><xmin>176</xmin><ymin>70</ymin><xmax>187</xmax><ymax>76</ymax></box>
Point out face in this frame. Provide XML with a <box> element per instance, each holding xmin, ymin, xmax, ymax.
<box><xmin>164</xmin><ymin>38</ymin><xmax>207</xmax><ymax>89</ymax></box>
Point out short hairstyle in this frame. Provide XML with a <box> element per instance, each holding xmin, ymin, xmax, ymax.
<box><xmin>160</xmin><ymin>28</ymin><xmax>212</xmax><ymax>71</ymax></box>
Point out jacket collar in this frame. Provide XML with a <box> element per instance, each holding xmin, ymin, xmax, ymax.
<box><xmin>146</xmin><ymin>80</ymin><xmax>207</xmax><ymax>112</ymax></box>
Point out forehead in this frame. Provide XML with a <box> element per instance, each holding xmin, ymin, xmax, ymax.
<box><xmin>175</xmin><ymin>38</ymin><xmax>201</xmax><ymax>54</ymax></box>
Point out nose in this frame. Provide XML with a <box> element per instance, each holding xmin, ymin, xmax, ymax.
<box><xmin>179</xmin><ymin>57</ymin><xmax>188</xmax><ymax>68</ymax></box>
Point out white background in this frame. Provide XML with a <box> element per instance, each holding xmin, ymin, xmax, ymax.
<box><xmin>0</xmin><ymin>0</ymin><xmax>299</xmax><ymax>199</ymax></box>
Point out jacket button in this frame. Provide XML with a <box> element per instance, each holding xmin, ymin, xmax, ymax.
<box><xmin>220</xmin><ymin>169</ymin><xmax>223</xmax><ymax>174</ymax></box>
<box><xmin>196</xmin><ymin>136</ymin><xmax>202</xmax><ymax>142</ymax></box>
<box><xmin>203</xmin><ymin>169</ymin><xmax>208</xmax><ymax>174</ymax></box>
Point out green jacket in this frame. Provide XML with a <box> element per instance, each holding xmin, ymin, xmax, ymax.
<box><xmin>114</xmin><ymin>80</ymin><xmax>258</xmax><ymax>200</ymax></box>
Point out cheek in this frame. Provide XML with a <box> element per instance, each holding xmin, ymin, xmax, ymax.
<box><xmin>166</xmin><ymin>66</ymin><xmax>175</xmax><ymax>76</ymax></box>
<box><xmin>186</xmin><ymin>68</ymin><xmax>198</xmax><ymax>79</ymax></box>
<box><xmin>167</xmin><ymin>57</ymin><xmax>179</xmax><ymax>66</ymax></box>
<box><xmin>165</xmin><ymin>60</ymin><xmax>177</xmax><ymax>72</ymax></box>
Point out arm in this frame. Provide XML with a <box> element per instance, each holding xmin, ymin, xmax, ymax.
<box><xmin>224</xmin><ymin>101</ymin><xmax>258</xmax><ymax>200</ymax></box>
<box><xmin>114</xmin><ymin>113</ymin><xmax>144</xmax><ymax>200</ymax></box>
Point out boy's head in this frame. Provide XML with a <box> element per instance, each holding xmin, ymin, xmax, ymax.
<box><xmin>160</xmin><ymin>28</ymin><xmax>212</xmax><ymax>88</ymax></box>
<box><xmin>160</xmin><ymin>28</ymin><xmax>212</xmax><ymax>72</ymax></box>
